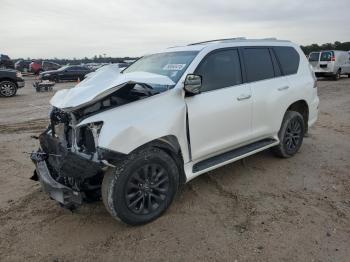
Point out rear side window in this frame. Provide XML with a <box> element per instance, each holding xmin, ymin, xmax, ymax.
<box><xmin>320</xmin><ymin>51</ymin><xmax>334</xmax><ymax>61</ymax></box>
<box><xmin>243</xmin><ymin>48</ymin><xmax>274</xmax><ymax>82</ymax></box>
<box><xmin>308</xmin><ymin>52</ymin><xmax>320</xmax><ymax>62</ymax></box>
<box><xmin>274</xmin><ymin>46</ymin><xmax>300</xmax><ymax>75</ymax></box>
<box><xmin>195</xmin><ymin>49</ymin><xmax>242</xmax><ymax>92</ymax></box>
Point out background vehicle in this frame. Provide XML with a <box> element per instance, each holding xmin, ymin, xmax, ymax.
<box><xmin>15</xmin><ymin>60</ymin><xmax>32</xmax><ymax>72</ymax></box>
<box><xmin>39</xmin><ymin>65</ymin><xmax>91</xmax><ymax>82</ymax></box>
<box><xmin>0</xmin><ymin>69</ymin><xmax>25</xmax><ymax>97</ymax></box>
<box><xmin>42</xmin><ymin>61</ymin><xmax>61</xmax><ymax>71</ymax></box>
<box><xmin>309</xmin><ymin>50</ymin><xmax>350</xmax><ymax>80</ymax></box>
<box><xmin>0</xmin><ymin>54</ymin><xmax>14</xmax><ymax>69</ymax></box>
<box><xmin>31</xmin><ymin>38</ymin><xmax>319</xmax><ymax>225</ymax></box>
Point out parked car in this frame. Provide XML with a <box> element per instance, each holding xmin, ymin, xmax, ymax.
<box><xmin>39</xmin><ymin>65</ymin><xmax>91</xmax><ymax>82</ymax></box>
<box><xmin>15</xmin><ymin>60</ymin><xmax>32</xmax><ymax>72</ymax></box>
<box><xmin>42</xmin><ymin>61</ymin><xmax>61</xmax><ymax>72</ymax></box>
<box><xmin>309</xmin><ymin>50</ymin><xmax>350</xmax><ymax>80</ymax></box>
<box><xmin>0</xmin><ymin>69</ymin><xmax>25</xmax><ymax>97</ymax></box>
<box><xmin>30</xmin><ymin>60</ymin><xmax>43</xmax><ymax>75</ymax></box>
<box><xmin>30</xmin><ymin>38</ymin><xmax>319</xmax><ymax>225</ymax></box>
<box><xmin>0</xmin><ymin>54</ymin><xmax>14</xmax><ymax>69</ymax></box>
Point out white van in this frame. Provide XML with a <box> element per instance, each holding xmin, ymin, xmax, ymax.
<box><xmin>309</xmin><ymin>50</ymin><xmax>350</xmax><ymax>80</ymax></box>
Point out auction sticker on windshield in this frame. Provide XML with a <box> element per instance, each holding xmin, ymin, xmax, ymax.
<box><xmin>163</xmin><ymin>64</ymin><xmax>186</xmax><ymax>71</ymax></box>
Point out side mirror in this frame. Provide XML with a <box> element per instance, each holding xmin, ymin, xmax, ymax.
<box><xmin>184</xmin><ymin>74</ymin><xmax>202</xmax><ymax>95</ymax></box>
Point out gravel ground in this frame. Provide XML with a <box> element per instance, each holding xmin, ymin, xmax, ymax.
<box><xmin>0</xmin><ymin>76</ymin><xmax>349</xmax><ymax>262</ymax></box>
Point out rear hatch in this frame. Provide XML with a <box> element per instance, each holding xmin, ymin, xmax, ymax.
<box><xmin>309</xmin><ymin>51</ymin><xmax>334</xmax><ymax>72</ymax></box>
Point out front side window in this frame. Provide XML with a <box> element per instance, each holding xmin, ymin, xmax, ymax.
<box><xmin>194</xmin><ymin>49</ymin><xmax>242</xmax><ymax>92</ymax></box>
<box><xmin>123</xmin><ymin>51</ymin><xmax>198</xmax><ymax>84</ymax></box>
<box><xmin>308</xmin><ymin>52</ymin><xmax>320</xmax><ymax>62</ymax></box>
<box><xmin>243</xmin><ymin>48</ymin><xmax>274</xmax><ymax>82</ymax></box>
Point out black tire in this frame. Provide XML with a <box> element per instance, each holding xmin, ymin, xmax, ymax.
<box><xmin>102</xmin><ymin>147</ymin><xmax>179</xmax><ymax>225</ymax></box>
<box><xmin>0</xmin><ymin>80</ymin><xmax>17</xmax><ymax>97</ymax></box>
<box><xmin>272</xmin><ymin>111</ymin><xmax>305</xmax><ymax>158</ymax></box>
<box><xmin>333</xmin><ymin>69</ymin><xmax>341</xmax><ymax>81</ymax></box>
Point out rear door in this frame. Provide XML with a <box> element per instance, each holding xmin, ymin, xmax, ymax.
<box><xmin>242</xmin><ymin>46</ymin><xmax>292</xmax><ymax>139</ymax></box>
<box><xmin>186</xmin><ymin>48</ymin><xmax>252</xmax><ymax>161</ymax></box>
<box><xmin>308</xmin><ymin>52</ymin><xmax>320</xmax><ymax>71</ymax></box>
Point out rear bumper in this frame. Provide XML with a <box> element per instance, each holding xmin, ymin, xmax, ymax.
<box><xmin>31</xmin><ymin>152</ymin><xmax>83</xmax><ymax>207</ymax></box>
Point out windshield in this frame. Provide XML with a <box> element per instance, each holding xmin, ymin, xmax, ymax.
<box><xmin>308</xmin><ymin>52</ymin><xmax>320</xmax><ymax>62</ymax></box>
<box><xmin>123</xmin><ymin>51</ymin><xmax>198</xmax><ymax>84</ymax></box>
<box><xmin>320</xmin><ymin>51</ymin><xmax>334</xmax><ymax>61</ymax></box>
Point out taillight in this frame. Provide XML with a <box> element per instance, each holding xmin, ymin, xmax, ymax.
<box><xmin>331</xmin><ymin>56</ymin><xmax>335</xmax><ymax>61</ymax></box>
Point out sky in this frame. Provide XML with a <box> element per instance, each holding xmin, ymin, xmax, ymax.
<box><xmin>1</xmin><ymin>0</ymin><xmax>349</xmax><ymax>59</ymax></box>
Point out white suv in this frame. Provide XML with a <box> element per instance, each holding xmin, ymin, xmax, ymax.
<box><xmin>31</xmin><ymin>38</ymin><xmax>319</xmax><ymax>225</ymax></box>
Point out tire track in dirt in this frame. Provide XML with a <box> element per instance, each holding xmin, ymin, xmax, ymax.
<box><xmin>0</xmin><ymin>118</ymin><xmax>48</xmax><ymax>134</ymax></box>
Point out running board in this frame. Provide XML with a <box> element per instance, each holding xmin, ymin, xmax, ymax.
<box><xmin>192</xmin><ymin>138</ymin><xmax>278</xmax><ymax>173</ymax></box>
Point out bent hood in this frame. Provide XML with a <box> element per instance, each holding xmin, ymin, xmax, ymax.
<box><xmin>50</xmin><ymin>66</ymin><xmax>175</xmax><ymax>110</ymax></box>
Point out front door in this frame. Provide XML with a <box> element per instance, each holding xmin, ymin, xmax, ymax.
<box><xmin>185</xmin><ymin>49</ymin><xmax>252</xmax><ymax>161</ymax></box>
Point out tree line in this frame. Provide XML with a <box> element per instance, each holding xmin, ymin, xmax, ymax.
<box><xmin>301</xmin><ymin>41</ymin><xmax>350</xmax><ymax>55</ymax></box>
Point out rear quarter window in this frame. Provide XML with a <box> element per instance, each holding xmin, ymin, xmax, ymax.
<box><xmin>274</xmin><ymin>46</ymin><xmax>300</xmax><ymax>75</ymax></box>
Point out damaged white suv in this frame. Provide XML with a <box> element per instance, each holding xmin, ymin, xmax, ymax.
<box><xmin>31</xmin><ymin>38</ymin><xmax>319</xmax><ymax>225</ymax></box>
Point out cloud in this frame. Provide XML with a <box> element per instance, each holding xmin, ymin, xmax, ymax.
<box><xmin>1</xmin><ymin>0</ymin><xmax>349</xmax><ymax>58</ymax></box>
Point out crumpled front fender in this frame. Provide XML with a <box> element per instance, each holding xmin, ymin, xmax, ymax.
<box><xmin>78</xmin><ymin>89</ymin><xmax>189</xmax><ymax>163</ymax></box>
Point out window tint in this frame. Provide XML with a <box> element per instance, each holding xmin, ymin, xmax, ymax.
<box><xmin>308</xmin><ymin>52</ymin><xmax>319</xmax><ymax>62</ymax></box>
<box><xmin>243</xmin><ymin>48</ymin><xmax>274</xmax><ymax>82</ymax></box>
<box><xmin>195</xmin><ymin>49</ymin><xmax>242</xmax><ymax>92</ymax></box>
<box><xmin>320</xmin><ymin>51</ymin><xmax>334</xmax><ymax>61</ymax></box>
<box><xmin>274</xmin><ymin>46</ymin><xmax>300</xmax><ymax>75</ymax></box>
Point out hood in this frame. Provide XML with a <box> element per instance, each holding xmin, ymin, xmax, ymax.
<box><xmin>50</xmin><ymin>66</ymin><xmax>175</xmax><ymax>110</ymax></box>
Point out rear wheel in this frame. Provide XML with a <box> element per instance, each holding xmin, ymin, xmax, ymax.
<box><xmin>0</xmin><ymin>80</ymin><xmax>17</xmax><ymax>97</ymax></box>
<box><xmin>272</xmin><ymin>111</ymin><xmax>305</xmax><ymax>158</ymax></box>
<box><xmin>102</xmin><ymin>147</ymin><xmax>179</xmax><ymax>225</ymax></box>
<box><xmin>333</xmin><ymin>69</ymin><xmax>341</xmax><ymax>81</ymax></box>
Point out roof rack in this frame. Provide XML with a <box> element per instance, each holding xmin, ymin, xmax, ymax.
<box><xmin>188</xmin><ymin>37</ymin><xmax>289</xmax><ymax>46</ymax></box>
<box><xmin>188</xmin><ymin>37</ymin><xmax>247</xmax><ymax>46</ymax></box>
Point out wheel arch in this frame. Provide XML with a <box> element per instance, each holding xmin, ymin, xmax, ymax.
<box><xmin>0</xmin><ymin>78</ymin><xmax>17</xmax><ymax>87</ymax></box>
<box><xmin>286</xmin><ymin>100</ymin><xmax>309</xmax><ymax>133</ymax></box>
<box><xmin>129</xmin><ymin>135</ymin><xmax>187</xmax><ymax>185</ymax></box>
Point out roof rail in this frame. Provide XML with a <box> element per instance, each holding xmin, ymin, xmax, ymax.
<box><xmin>188</xmin><ymin>37</ymin><xmax>290</xmax><ymax>46</ymax></box>
<box><xmin>188</xmin><ymin>37</ymin><xmax>246</xmax><ymax>46</ymax></box>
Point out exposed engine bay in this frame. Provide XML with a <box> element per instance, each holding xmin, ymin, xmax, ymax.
<box><xmin>31</xmin><ymin>82</ymin><xmax>164</xmax><ymax>207</ymax></box>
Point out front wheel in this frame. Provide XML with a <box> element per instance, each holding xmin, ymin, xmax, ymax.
<box><xmin>0</xmin><ymin>80</ymin><xmax>17</xmax><ymax>97</ymax></box>
<box><xmin>272</xmin><ymin>111</ymin><xmax>305</xmax><ymax>158</ymax></box>
<box><xmin>102</xmin><ymin>147</ymin><xmax>179</xmax><ymax>225</ymax></box>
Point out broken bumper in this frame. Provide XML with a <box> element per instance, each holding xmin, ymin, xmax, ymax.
<box><xmin>31</xmin><ymin>152</ymin><xmax>83</xmax><ymax>207</ymax></box>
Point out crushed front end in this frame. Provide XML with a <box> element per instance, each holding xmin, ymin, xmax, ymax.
<box><xmin>30</xmin><ymin>108</ymin><xmax>110</xmax><ymax>210</ymax></box>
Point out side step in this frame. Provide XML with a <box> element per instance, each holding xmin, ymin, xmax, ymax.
<box><xmin>192</xmin><ymin>138</ymin><xmax>277</xmax><ymax>173</ymax></box>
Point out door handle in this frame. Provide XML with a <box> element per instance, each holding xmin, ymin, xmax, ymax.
<box><xmin>278</xmin><ymin>86</ymin><xmax>289</xmax><ymax>91</ymax></box>
<box><xmin>237</xmin><ymin>94</ymin><xmax>251</xmax><ymax>101</ymax></box>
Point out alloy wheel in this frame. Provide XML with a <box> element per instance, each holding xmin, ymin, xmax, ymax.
<box><xmin>284</xmin><ymin>118</ymin><xmax>302</xmax><ymax>152</ymax></box>
<box><xmin>125</xmin><ymin>164</ymin><xmax>169</xmax><ymax>215</ymax></box>
<box><xmin>0</xmin><ymin>81</ymin><xmax>16</xmax><ymax>97</ymax></box>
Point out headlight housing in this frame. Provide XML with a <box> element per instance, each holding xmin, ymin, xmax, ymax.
<box><xmin>77</xmin><ymin>122</ymin><xmax>103</xmax><ymax>154</ymax></box>
<box><xmin>16</xmin><ymin>71</ymin><xmax>22</xmax><ymax>78</ymax></box>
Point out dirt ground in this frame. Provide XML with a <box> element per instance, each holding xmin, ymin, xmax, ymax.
<box><xmin>0</xmin><ymin>76</ymin><xmax>349</xmax><ymax>262</ymax></box>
